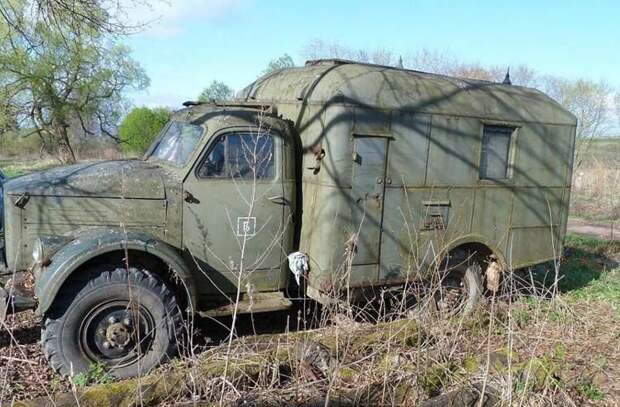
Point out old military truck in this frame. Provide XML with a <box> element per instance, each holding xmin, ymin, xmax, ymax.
<box><xmin>0</xmin><ymin>59</ymin><xmax>576</xmax><ymax>378</ymax></box>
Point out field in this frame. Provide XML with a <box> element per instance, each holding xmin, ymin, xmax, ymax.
<box><xmin>0</xmin><ymin>138</ymin><xmax>619</xmax><ymax>405</ymax></box>
<box><xmin>570</xmin><ymin>138</ymin><xmax>620</xmax><ymax>224</ymax></box>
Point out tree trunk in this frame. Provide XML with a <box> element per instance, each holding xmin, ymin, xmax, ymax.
<box><xmin>52</xmin><ymin>122</ymin><xmax>77</xmax><ymax>164</ymax></box>
<box><xmin>56</xmin><ymin>125</ymin><xmax>77</xmax><ymax>164</ymax></box>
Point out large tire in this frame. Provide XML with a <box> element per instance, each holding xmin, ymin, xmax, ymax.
<box><xmin>435</xmin><ymin>262</ymin><xmax>483</xmax><ymax>316</ymax></box>
<box><xmin>42</xmin><ymin>267</ymin><xmax>183</xmax><ymax>378</ymax></box>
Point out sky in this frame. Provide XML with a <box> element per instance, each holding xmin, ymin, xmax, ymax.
<box><xmin>125</xmin><ymin>0</ymin><xmax>620</xmax><ymax>108</ymax></box>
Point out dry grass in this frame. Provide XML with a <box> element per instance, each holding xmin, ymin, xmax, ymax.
<box><xmin>571</xmin><ymin>159</ymin><xmax>620</xmax><ymax>222</ymax></box>
<box><xmin>571</xmin><ymin>137</ymin><xmax>620</xmax><ymax>222</ymax></box>
<box><xmin>3</xmin><ymin>236</ymin><xmax>619</xmax><ymax>406</ymax></box>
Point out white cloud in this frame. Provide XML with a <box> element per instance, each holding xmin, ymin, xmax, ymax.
<box><xmin>124</xmin><ymin>0</ymin><xmax>250</xmax><ymax>38</ymax></box>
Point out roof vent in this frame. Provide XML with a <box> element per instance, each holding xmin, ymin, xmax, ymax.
<box><xmin>502</xmin><ymin>68</ymin><xmax>512</xmax><ymax>85</ymax></box>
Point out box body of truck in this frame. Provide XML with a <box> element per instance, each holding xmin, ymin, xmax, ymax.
<box><xmin>240</xmin><ymin>59</ymin><xmax>577</xmax><ymax>300</ymax></box>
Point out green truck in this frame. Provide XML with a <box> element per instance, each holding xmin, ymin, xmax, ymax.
<box><xmin>0</xmin><ymin>59</ymin><xmax>576</xmax><ymax>378</ymax></box>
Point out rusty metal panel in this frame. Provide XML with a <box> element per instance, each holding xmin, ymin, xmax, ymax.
<box><xmin>303</xmin><ymin>184</ymin><xmax>352</xmax><ymax>292</ymax></box>
<box><xmin>471</xmin><ymin>186</ymin><xmax>513</xmax><ymax>249</ymax></box>
<box><xmin>379</xmin><ymin>188</ymin><xmax>426</xmax><ymax>283</ymax></box>
<box><xmin>426</xmin><ymin>116</ymin><xmax>481</xmax><ymax>186</ymax></box>
<box><xmin>353</xmin><ymin>108</ymin><xmax>391</xmax><ymax>134</ymax></box>
<box><xmin>443</xmin><ymin>189</ymin><xmax>474</xmax><ymax>238</ymax></box>
<box><xmin>318</xmin><ymin>104</ymin><xmax>354</xmax><ymax>188</ymax></box>
<box><xmin>25</xmin><ymin>197</ymin><xmax>166</xmax><ymax>228</ymax></box>
<box><xmin>387</xmin><ymin>112</ymin><xmax>431</xmax><ymax>187</ymax></box>
<box><xmin>346</xmin><ymin>264</ymin><xmax>379</xmax><ymax>287</ymax></box>
<box><xmin>380</xmin><ymin>187</ymin><xmax>450</xmax><ymax>283</ymax></box>
<box><xmin>513</xmin><ymin>124</ymin><xmax>574</xmax><ymax>187</ymax></box>
<box><xmin>510</xmin><ymin>187</ymin><xmax>564</xmax><ymax>228</ymax></box>
<box><xmin>508</xmin><ymin>226</ymin><xmax>560</xmax><ymax>268</ymax></box>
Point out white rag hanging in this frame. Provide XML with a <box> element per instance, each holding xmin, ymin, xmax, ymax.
<box><xmin>287</xmin><ymin>252</ymin><xmax>309</xmax><ymax>286</ymax></box>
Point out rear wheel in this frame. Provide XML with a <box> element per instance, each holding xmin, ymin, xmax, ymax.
<box><xmin>435</xmin><ymin>262</ymin><xmax>483</xmax><ymax>316</ymax></box>
<box><xmin>42</xmin><ymin>267</ymin><xmax>183</xmax><ymax>378</ymax></box>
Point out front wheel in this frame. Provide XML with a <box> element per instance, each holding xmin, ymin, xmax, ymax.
<box><xmin>42</xmin><ymin>267</ymin><xmax>183</xmax><ymax>378</ymax></box>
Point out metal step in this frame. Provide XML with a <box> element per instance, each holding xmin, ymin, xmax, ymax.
<box><xmin>199</xmin><ymin>291</ymin><xmax>292</xmax><ymax>318</ymax></box>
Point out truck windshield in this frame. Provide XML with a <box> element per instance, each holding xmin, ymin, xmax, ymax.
<box><xmin>149</xmin><ymin>121</ymin><xmax>203</xmax><ymax>166</ymax></box>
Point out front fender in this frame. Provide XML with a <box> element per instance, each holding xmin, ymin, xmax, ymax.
<box><xmin>34</xmin><ymin>229</ymin><xmax>196</xmax><ymax>316</ymax></box>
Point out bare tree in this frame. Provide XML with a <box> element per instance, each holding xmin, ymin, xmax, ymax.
<box><xmin>405</xmin><ymin>49</ymin><xmax>539</xmax><ymax>87</ymax></box>
<box><xmin>541</xmin><ymin>77</ymin><xmax>614</xmax><ymax>162</ymax></box>
<box><xmin>0</xmin><ymin>0</ymin><xmax>152</xmax><ymax>38</ymax></box>
<box><xmin>300</xmin><ymin>39</ymin><xmax>397</xmax><ymax>66</ymax></box>
<box><xmin>262</xmin><ymin>54</ymin><xmax>295</xmax><ymax>75</ymax></box>
<box><xmin>405</xmin><ymin>48</ymin><xmax>459</xmax><ymax>74</ymax></box>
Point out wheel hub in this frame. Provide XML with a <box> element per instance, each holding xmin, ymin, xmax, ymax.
<box><xmin>80</xmin><ymin>300</ymin><xmax>155</xmax><ymax>367</ymax></box>
<box><xmin>106</xmin><ymin>321</ymin><xmax>132</xmax><ymax>349</ymax></box>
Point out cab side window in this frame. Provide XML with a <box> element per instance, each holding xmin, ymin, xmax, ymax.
<box><xmin>198</xmin><ymin>132</ymin><xmax>274</xmax><ymax>179</ymax></box>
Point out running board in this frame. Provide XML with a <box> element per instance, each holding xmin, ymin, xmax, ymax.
<box><xmin>199</xmin><ymin>292</ymin><xmax>292</xmax><ymax>318</ymax></box>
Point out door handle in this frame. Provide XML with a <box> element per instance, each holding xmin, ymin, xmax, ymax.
<box><xmin>267</xmin><ymin>195</ymin><xmax>289</xmax><ymax>206</ymax></box>
<box><xmin>184</xmin><ymin>191</ymin><xmax>200</xmax><ymax>204</ymax></box>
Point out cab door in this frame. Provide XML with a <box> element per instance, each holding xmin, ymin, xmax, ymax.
<box><xmin>183</xmin><ymin>124</ymin><xmax>294</xmax><ymax>294</ymax></box>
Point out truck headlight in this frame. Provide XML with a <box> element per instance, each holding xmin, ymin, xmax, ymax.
<box><xmin>32</xmin><ymin>238</ymin><xmax>43</xmax><ymax>265</ymax></box>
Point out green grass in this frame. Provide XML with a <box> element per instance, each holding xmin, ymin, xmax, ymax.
<box><xmin>577</xmin><ymin>381</ymin><xmax>605</xmax><ymax>401</ymax></box>
<box><xmin>552</xmin><ymin>234</ymin><xmax>620</xmax><ymax>309</ymax></box>
<box><xmin>72</xmin><ymin>362</ymin><xmax>113</xmax><ymax>387</ymax></box>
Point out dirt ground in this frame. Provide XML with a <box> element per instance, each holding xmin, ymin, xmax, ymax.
<box><xmin>568</xmin><ymin>218</ymin><xmax>619</xmax><ymax>241</ymax></box>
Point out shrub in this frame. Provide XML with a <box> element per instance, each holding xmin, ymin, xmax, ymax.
<box><xmin>118</xmin><ymin>107</ymin><xmax>171</xmax><ymax>155</ymax></box>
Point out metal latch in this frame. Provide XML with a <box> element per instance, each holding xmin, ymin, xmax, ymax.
<box><xmin>14</xmin><ymin>193</ymin><xmax>30</xmax><ymax>209</ymax></box>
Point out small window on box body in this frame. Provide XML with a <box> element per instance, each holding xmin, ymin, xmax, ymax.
<box><xmin>480</xmin><ymin>125</ymin><xmax>515</xmax><ymax>180</ymax></box>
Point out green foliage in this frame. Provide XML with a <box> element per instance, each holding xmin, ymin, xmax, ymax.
<box><xmin>577</xmin><ymin>381</ymin><xmax>605</xmax><ymax>401</ymax></box>
<box><xmin>197</xmin><ymin>80</ymin><xmax>234</xmax><ymax>102</ymax></box>
<box><xmin>73</xmin><ymin>363</ymin><xmax>113</xmax><ymax>387</ymax></box>
<box><xmin>262</xmin><ymin>54</ymin><xmax>295</xmax><ymax>75</ymax></box>
<box><xmin>119</xmin><ymin>107</ymin><xmax>171</xmax><ymax>155</ymax></box>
